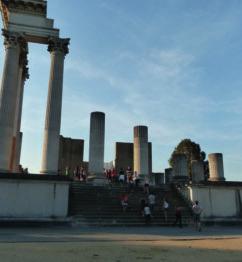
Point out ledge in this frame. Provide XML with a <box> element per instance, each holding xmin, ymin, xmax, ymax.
<box><xmin>0</xmin><ymin>173</ymin><xmax>72</xmax><ymax>182</ymax></box>
<box><xmin>195</xmin><ymin>181</ymin><xmax>242</xmax><ymax>187</ymax></box>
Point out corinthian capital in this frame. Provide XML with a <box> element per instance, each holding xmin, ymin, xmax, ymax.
<box><xmin>2</xmin><ymin>30</ymin><xmax>24</xmax><ymax>50</ymax></box>
<box><xmin>48</xmin><ymin>38</ymin><xmax>70</xmax><ymax>55</ymax></box>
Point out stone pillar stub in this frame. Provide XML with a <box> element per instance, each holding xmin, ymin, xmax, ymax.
<box><xmin>172</xmin><ymin>153</ymin><xmax>189</xmax><ymax>181</ymax></box>
<box><xmin>165</xmin><ymin>168</ymin><xmax>173</xmax><ymax>184</ymax></box>
<box><xmin>191</xmin><ymin>160</ymin><xmax>205</xmax><ymax>183</ymax></box>
<box><xmin>0</xmin><ymin>30</ymin><xmax>24</xmax><ymax>171</ymax></box>
<box><xmin>208</xmin><ymin>153</ymin><xmax>225</xmax><ymax>181</ymax></box>
<box><xmin>88</xmin><ymin>112</ymin><xmax>105</xmax><ymax>180</ymax></box>
<box><xmin>41</xmin><ymin>37</ymin><xmax>69</xmax><ymax>175</ymax></box>
<box><xmin>133</xmin><ymin>125</ymin><xmax>149</xmax><ymax>180</ymax></box>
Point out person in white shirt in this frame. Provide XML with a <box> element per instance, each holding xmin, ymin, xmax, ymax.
<box><xmin>144</xmin><ymin>204</ymin><xmax>151</xmax><ymax>224</ymax></box>
<box><xmin>148</xmin><ymin>193</ymin><xmax>155</xmax><ymax>212</ymax></box>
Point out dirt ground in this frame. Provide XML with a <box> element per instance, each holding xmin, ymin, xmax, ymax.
<box><xmin>0</xmin><ymin>238</ymin><xmax>242</xmax><ymax>262</ymax></box>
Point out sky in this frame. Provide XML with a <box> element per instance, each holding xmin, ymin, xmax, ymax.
<box><xmin>1</xmin><ymin>0</ymin><xmax>242</xmax><ymax>181</ymax></box>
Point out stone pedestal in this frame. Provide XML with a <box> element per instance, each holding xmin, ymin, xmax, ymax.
<box><xmin>41</xmin><ymin>38</ymin><xmax>69</xmax><ymax>175</ymax></box>
<box><xmin>133</xmin><ymin>126</ymin><xmax>149</xmax><ymax>181</ymax></box>
<box><xmin>0</xmin><ymin>31</ymin><xmax>22</xmax><ymax>172</ymax></box>
<box><xmin>208</xmin><ymin>153</ymin><xmax>225</xmax><ymax>181</ymax></box>
<box><xmin>165</xmin><ymin>168</ymin><xmax>173</xmax><ymax>184</ymax></box>
<box><xmin>191</xmin><ymin>160</ymin><xmax>205</xmax><ymax>183</ymax></box>
<box><xmin>88</xmin><ymin>112</ymin><xmax>105</xmax><ymax>182</ymax></box>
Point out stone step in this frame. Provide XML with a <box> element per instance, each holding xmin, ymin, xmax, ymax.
<box><xmin>69</xmin><ymin>182</ymin><xmax>192</xmax><ymax>226</ymax></box>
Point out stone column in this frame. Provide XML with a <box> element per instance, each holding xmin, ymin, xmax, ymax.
<box><xmin>41</xmin><ymin>38</ymin><xmax>69</xmax><ymax>174</ymax></box>
<box><xmin>0</xmin><ymin>30</ymin><xmax>23</xmax><ymax>172</ymax></box>
<box><xmin>88</xmin><ymin>112</ymin><xmax>105</xmax><ymax>177</ymax></box>
<box><xmin>208</xmin><ymin>153</ymin><xmax>225</xmax><ymax>181</ymax></box>
<box><xmin>191</xmin><ymin>160</ymin><xmax>205</xmax><ymax>183</ymax></box>
<box><xmin>173</xmin><ymin>153</ymin><xmax>189</xmax><ymax>179</ymax></box>
<box><xmin>10</xmin><ymin>49</ymin><xmax>29</xmax><ymax>172</ymax></box>
<box><xmin>133</xmin><ymin>126</ymin><xmax>149</xmax><ymax>179</ymax></box>
<box><xmin>165</xmin><ymin>168</ymin><xmax>173</xmax><ymax>184</ymax></box>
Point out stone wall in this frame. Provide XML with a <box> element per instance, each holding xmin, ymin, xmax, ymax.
<box><xmin>58</xmin><ymin>135</ymin><xmax>84</xmax><ymax>175</ymax></box>
<box><xmin>114</xmin><ymin>142</ymin><xmax>152</xmax><ymax>174</ymax></box>
<box><xmin>0</xmin><ymin>176</ymin><xmax>70</xmax><ymax>218</ymax></box>
<box><xmin>188</xmin><ymin>183</ymin><xmax>242</xmax><ymax>219</ymax></box>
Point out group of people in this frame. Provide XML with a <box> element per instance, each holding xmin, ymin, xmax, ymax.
<box><xmin>105</xmin><ymin>166</ymin><xmax>140</xmax><ymax>187</ymax></box>
<box><xmin>120</xmin><ymin>189</ymin><xmax>203</xmax><ymax>231</ymax></box>
<box><xmin>65</xmin><ymin>166</ymin><xmax>87</xmax><ymax>182</ymax></box>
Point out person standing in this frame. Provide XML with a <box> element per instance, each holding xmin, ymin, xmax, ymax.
<box><xmin>119</xmin><ymin>168</ymin><xmax>125</xmax><ymax>184</ymax></box>
<box><xmin>174</xmin><ymin>206</ymin><xmax>182</xmax><ymax>228</ymax></box>
<box><xmin>192</xmin><ymin>200</ymin><xmax>203</xmax><ymax>232</ymax></box>
<box><xmin>144</xmin><ymin>204</ymin><xmax>151</xmax><ymax>225</ymax></box>
<box><xmin>148</xmin><ymin>192</ymin><xmax>155</xmax><ymax>213</ymax></box>
<box><xmin>163</xmin><ymin>199</ymin><xmax>169</xmax><ymax>223</ymax></box>
<box><xmin>144</xmin><ymin>179</ymin><xmax>150</xmax><ymax>195</ymax></box>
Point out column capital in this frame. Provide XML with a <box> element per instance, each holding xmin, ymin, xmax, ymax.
<box><xmin>48</xmin><ymin>37</ymin><xmax>70</xmax><ymax>55</ymax></box>
<box><xmin>2</xmin><ymin>29</ymin><xmax>25</xmax><ymax>50</ymax></box>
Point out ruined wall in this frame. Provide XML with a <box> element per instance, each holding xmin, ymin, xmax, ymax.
<box><xmin>189</xmin><ymin>184</ymin><xmax>242</xmax><ymax>218</ymax></box>
<box><xmin>114</xmin><ymin>142</ymin><xmax>152</xmax><ymax>174</ymax></box>
<box><xmin>58</xmin><ymin>135</ymin><xmax>84</xmax><ymax>175</ymax></box>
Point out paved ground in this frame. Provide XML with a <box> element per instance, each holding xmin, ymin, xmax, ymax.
<box><xmin>0</xmin><ymin>225</ymin><xmax>242</xmax><ymax>261</ymax></box>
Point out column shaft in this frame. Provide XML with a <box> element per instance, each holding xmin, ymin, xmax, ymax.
<box><xmin>88</xmin><ymin>112</ymin><xmax>105</xmax><ymax>175</ymax></box>
<box><xmin>12</xmin><ymin>69</ymin><xmax>27</xmax><ymax>172</ymax></box>
<box><xmin>41</xmin><ymin>38</ymin><xmax>69</xmax><ymax>174</ymax></box>
<box><xmin>133</xmin><ymin>126</ymin><xmax>149</xmax><ymax>178</ymax></box>
<box><xmin>0</xmin><ymin>32</ymin><xmax>22</xmax><ymax>171</ymax></box>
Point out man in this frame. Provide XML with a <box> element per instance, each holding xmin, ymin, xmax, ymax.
<box><xmin>174</xmin><ymin>206</ymin><xmax>182</xmax><ymax>228</ymax></box>
<box><xmin>144</xmin><ymin>204</ymin><xmax>151</xmax><ymax>225</ymax></box>
<box><xmin>192</xmin><ymin>200</ymin><xmax>203</xmax><ymax>232</ymax></box>
<box><xmin>148</xmin><ymin>193</ymin><xmax>155</xmax><ymax>213</ymax></box>
<box><xmin>163</xmin><ymin>199</ymin><xmax>169</xmax><ymax>222</ymax></box>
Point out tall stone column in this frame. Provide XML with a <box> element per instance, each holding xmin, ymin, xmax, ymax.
<box><xmin>133</xmin><ymin>126</ymin><xmax>149</xmax><ymax>180</ymax></box>
<box><xmin>11</xmin><ymin>64</ymin><xmax>29</xmax><ymax>172</ymax></box>
<box><xmin>0</xmin><ymin>30</ymin><xmax>23</xmax><ymax>172</ymax></box>
<box><xmin>41</xmin><ymin>38</ymin><xmax>69</xmax><ymax>174</ymax></box>
<box><xmin>208</xmin><ymin>153</ymin><xmax>225</xmax><ymax>181</ymax></box>
<box><xmin>8</xmin><ymin>45</ymin><xmax>29</xmax><ymax>172</ymax></box>
<box><xmin>88</xmin><ymin>112</ymin><xmax>105</xmax><ymax>178</ymax></box>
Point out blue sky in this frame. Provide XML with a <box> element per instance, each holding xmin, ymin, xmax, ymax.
<box><xmin>1</xmin><ymin>0</ymin><xmax>242</xmax><ymax>181</ymax></box>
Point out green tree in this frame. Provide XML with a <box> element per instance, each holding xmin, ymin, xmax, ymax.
<box><xmin>169</xmin><ymin>139</ymin><xmax>206</xmax><ymax>177</ymax></box>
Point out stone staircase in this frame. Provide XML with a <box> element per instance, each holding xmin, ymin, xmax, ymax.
<box><xmin>69</xmin><ymin>182</ymin><xmax>192</xmax><ymax>226</ymax></box>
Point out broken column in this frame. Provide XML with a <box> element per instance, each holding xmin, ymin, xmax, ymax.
<box><xmin>172</xmin><ymin>153</ymin><xmax>189</xmax><ymax>181</ymax></box>
<box><xmin>88</xmin><ymin>112</ymin><xmax>105</xmax><ymax>179</ymax></box>
<box><xmin>208</xmin><ymin>153</ymin><xmax>225</xmax><ymax>181</ymax></box>
<box><xmin>165</xmin><ymin>168</ymin><xmax>173</xmax><ymax>184</ymax></box>
<box><xmin>191</xmin><ymin>160</ymin><xmax>205</xmax><ymax>183</ymax></box>
<box><xmin>133</xmin><ymin>125</ymin><xmax>149</xmax><ymax>180</ymax></box>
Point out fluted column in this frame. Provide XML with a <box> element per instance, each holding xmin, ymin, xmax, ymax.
<box><xmin>88</xmin><ymin>112</ymin><xmax>105</xmax><ymax>176</ymax></box>
<box><xmin>41</xmin><ymin>37</ymin><xmax>69</xmax><ymax>174</ymax></box>
<box><xmin>11</xmin><ymin>63</ymin><xmax>29</xmax><ymax>172</ymax></box>
<box><xmin>0</xmin><ymin>30</ymin><xmax>23</xmax><ymax>172</ymax></box>
<box><xmin>133</xmin><ymin>126</ymin><xmax>149</xmax><ymax>179</ymax></box>
<box><xmin>208</xmin><ymin>153</ymin><xmax>225</xmax><ymax>181</ymax></box>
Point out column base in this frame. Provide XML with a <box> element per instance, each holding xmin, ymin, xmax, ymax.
<box><xmin>92</xmin><ymin>174</ymin><xmax>108</xmax><ymax>186</ymax></box>
<box><xmin>208</xmin><ymin>177</ymin><xmax>226</xmax><ymax>182</ymax></box>
<box><xmin>40</xmin><ymin>170</ymin><xmax>58</xmax><ymax>175</ymax></box>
